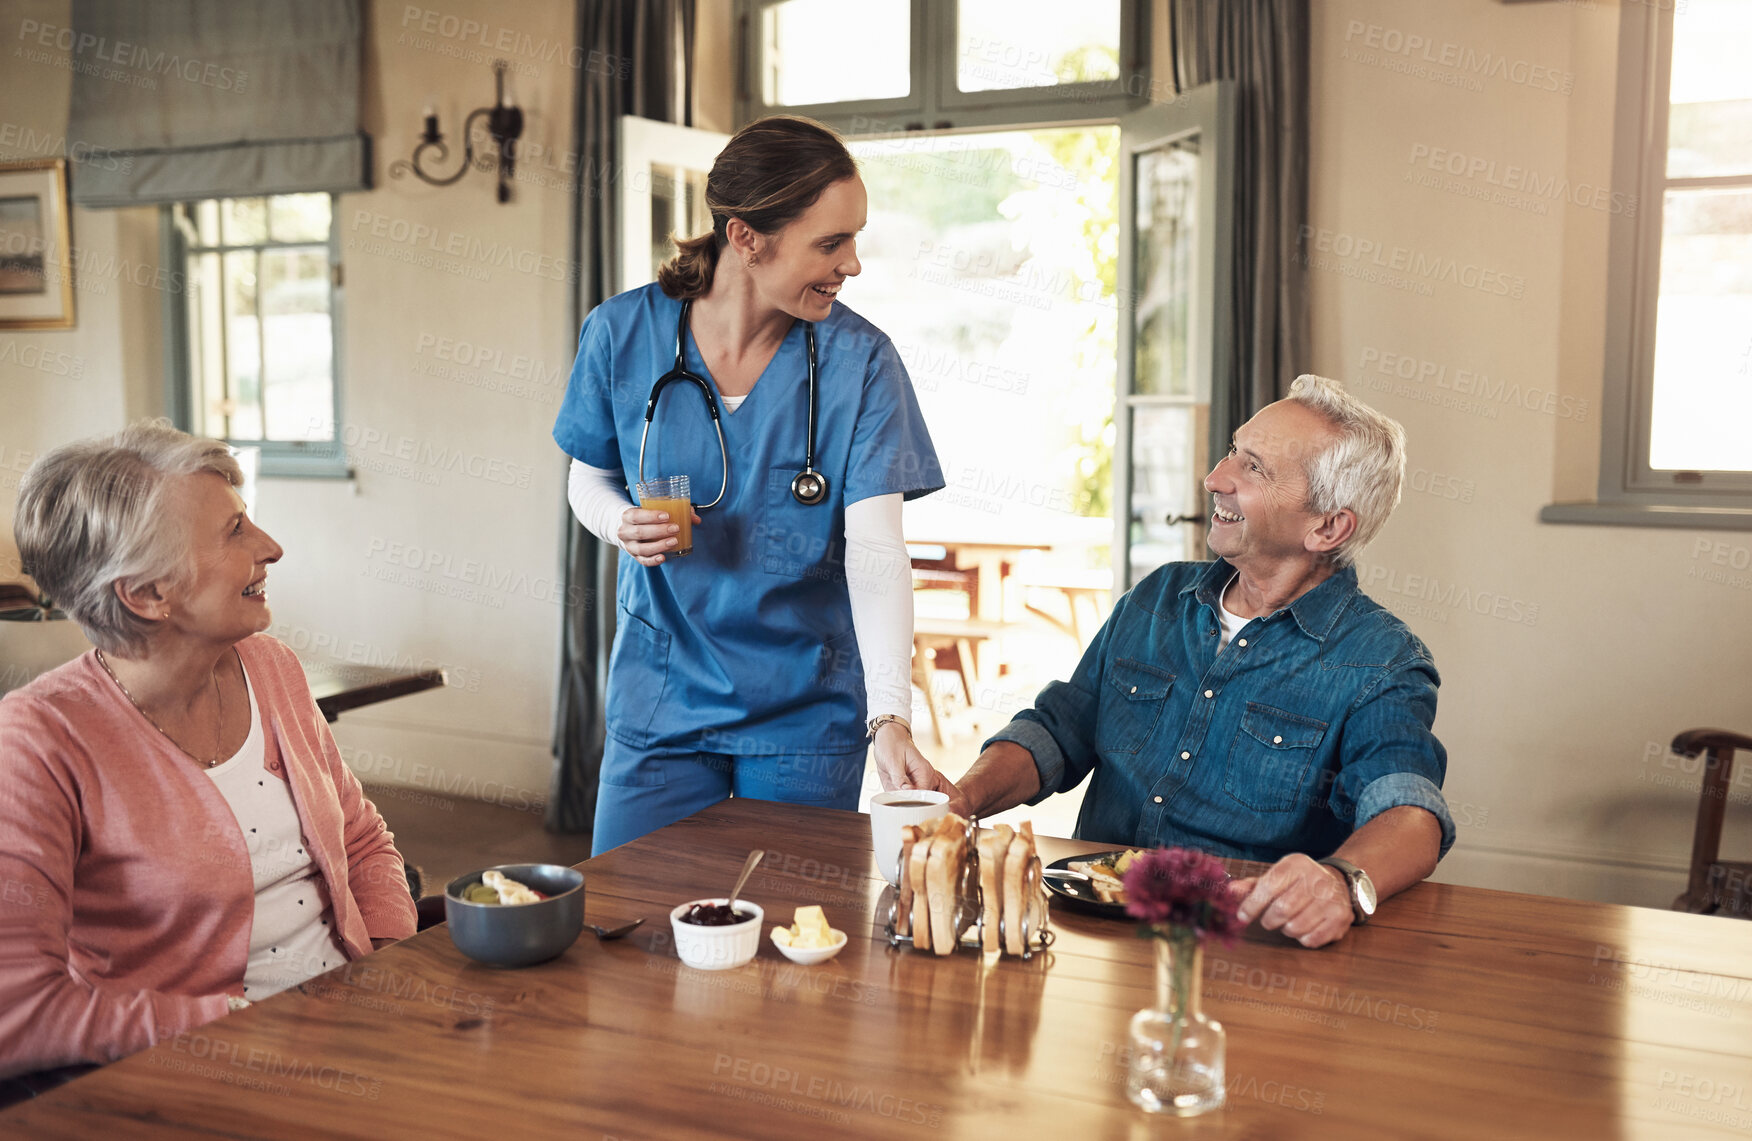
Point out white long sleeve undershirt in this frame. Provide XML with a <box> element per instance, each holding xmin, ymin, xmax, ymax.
<box><xmin>566</xmin><ymin>459</ymin><xmax>914</xmax><ymax>722</ymax></box>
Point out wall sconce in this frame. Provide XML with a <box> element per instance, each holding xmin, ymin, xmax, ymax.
<box><xmin>390</xmin><ymin>60</ymin><xmax>524</xmax><ymax>203</ymax></box>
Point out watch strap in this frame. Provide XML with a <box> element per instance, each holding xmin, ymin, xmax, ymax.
<box><xmin>866</xmin><ymin>714</ymin><xmax>911</xmax><ymax>740</ymax></box>
<box><xmin>1317</xmin><ymin>856</ymin><xmax>1371</xmax><ymax>925</ymax></box>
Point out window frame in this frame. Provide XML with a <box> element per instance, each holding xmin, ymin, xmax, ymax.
<box><xmin>1551</xmin><ymin>1</ymin><xmax>1752</xmax><ymax>528</ymax></box>
<box><xmin>734</xmin><ymin>0</ymin><xmax>1149</xmax><ymax>135</ymax></box>
<box><xmin>161</xmin><ymin>194</ymin><xmax>350</xmax><ymax>480</ymax></box>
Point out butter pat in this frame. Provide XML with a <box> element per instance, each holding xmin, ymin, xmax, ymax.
<box><xmin>774</xmin><ymin>905</ymin><xmax>838</xmax><ymax>950</ymax></box>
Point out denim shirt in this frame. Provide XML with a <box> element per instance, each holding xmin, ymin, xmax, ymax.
<box><xmin>987</xmin><ymin>559</ymin><xmax>1454</xmax><ymax>862</ymax></box>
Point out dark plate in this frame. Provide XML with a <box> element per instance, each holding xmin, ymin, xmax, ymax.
<box><xmin>1043</xmin><ymin>852</ymin><xmax>1132</xmax><ymax>919</ymax></box>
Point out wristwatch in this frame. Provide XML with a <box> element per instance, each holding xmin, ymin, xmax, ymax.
<box><xmin>1316</xmin><ymin>856</ymin><xmax>1377</xmax><ymax>925</ymax></box>
<box><xmin>866</xmin><ymin>714</ymin><xmax>911</xmax><ymax>740</ymax></box>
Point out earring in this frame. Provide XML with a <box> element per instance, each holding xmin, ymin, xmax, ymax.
<box><xmin>745</xmin><ymin>254</ymin><xmax>757</xmax><ymax>269</ymax></box>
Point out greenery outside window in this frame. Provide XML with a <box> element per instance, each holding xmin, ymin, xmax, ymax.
<box><xmin>165</xmin><ymin>193</ymin><xmax>348</xmax><ymax>478</ymax></box>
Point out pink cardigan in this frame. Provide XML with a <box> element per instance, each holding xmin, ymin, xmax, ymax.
<box><xmin>0</xmin><ymin>633</ymin><xmax>417</xmax><ymax>1077</ymax></box>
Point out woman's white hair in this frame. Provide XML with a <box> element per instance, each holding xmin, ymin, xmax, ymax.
<box><xmin>13</xmin><ymin>419</ymin><xmax>242</xmax><ymax>654</ymax></box>
<box><xmin>1285</xmin><ymin>374</ymin><xmax>1406</xmax><ymax>568</ymax></box>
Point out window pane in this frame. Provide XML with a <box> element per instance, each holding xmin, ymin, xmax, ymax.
<box><xmin>1667</xmin><ymin>0</ymin><xmax>1752</xmax><ymax>178</ymax></box>
<box><xmin>187</xmin><ymin>251</ymin><xmax>228</xmax><ymax>437</ymax></box>
<box><xmin>1649</xmin><ymin>189</ymin><xmax>1752</xmax><ymax>471</ymax></box>
<box><xmin>762</xmin><ymin>0</ymin><xmax>908</xmax><ymax>106</ymax></box>
<box><xmin>1133</xmin><ymin>136</ymin><xmax>1199</xmax><ymax>397</ymax></box>
<box><xmin>224</xmin><ymin>250</ymin><xmax>263</xmax><ymax>440</ymax></box>
<box><xmin>221</xmin><ymin>197</ymin><xmax>269</xmax><ymax>246</ymax></box>
<box><xmin>269</xmin><ymin>194</ymin><xmax>332</xmax><ymax>243</ymax></box>
<box><xmin>259</xmin><ymin>248</ymin><xmax>333</xmax><ymax>441</ymax></box>
<box><xmin>1128</xmin><ymin>404</ymin><xmax>1199</xmax><ymax>586</ymax></box>
<box><xmin>847</xmin><ymin>126</ymin><xmax>1118</xmax><ymax>539</ymax></box>
<box><xmin>958</xmin><ymin>0</ymin><xmax>1120</xmax><ymax>93</ymax></box>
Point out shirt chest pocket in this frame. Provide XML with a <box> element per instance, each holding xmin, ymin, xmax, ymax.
<box><xmin>1095</xmin><ymin>659</ymin><xmax>1175</xmax><ymax>755</ymax></box>
<box><xmin>1223</xmin><ymin>703</ymin><xmax>1328</xmax><ymax>813</ymax></box>
<box><xmin>758</xmin><ymin>466</ymin><xmax>843</xmax><ymax>581</ymax></box>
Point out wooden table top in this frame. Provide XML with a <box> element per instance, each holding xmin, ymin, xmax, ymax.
<box><xmin>300</xmin><ymin>660</ymin><xmax>447</xmax><ymax>723</ymax></box>
<box><xmin>9</xmin><ymin>798</ymin><xmax>1751</xmax><ymax>1139</ymax></box>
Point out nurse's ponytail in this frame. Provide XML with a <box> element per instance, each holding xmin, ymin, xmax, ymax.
<box><xmin>656</xmin><ymin>116</ymin><xmax>858</xmax><ymax>301</ymax></box>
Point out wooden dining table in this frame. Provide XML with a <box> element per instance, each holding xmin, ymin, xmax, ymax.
<box><xmin>7</xmin><ymin>798</ymin><xmax>1751</xmax><ymax>1139</ymax></box>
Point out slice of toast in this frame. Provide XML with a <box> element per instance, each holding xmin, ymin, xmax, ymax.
<box><xmin>894</xmin><ymin>824</ymin><xmax>919</xmax><ymax>939</ymax></box>
<box><xmin>977</xmin><ymin>824</ymin><xmax>1014</xmax><ymax>953</ymax></box>
<box><xmin>1003</xmin><ymin>821</ymin><xmax>1037</xmax><ymax>956</ymax></box>
<box><xmin>908</xmin><ymin>821</ymin><xmax>936</xmax><ymax>951</ymax></box>
<box><xmin>926</xmin><ymin>814</ymin><xmax>969</xmax><ymax>956</ymax></box>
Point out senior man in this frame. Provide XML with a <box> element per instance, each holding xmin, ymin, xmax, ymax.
<box><xmin>934</xmin><ymin>375</ymin><xmax>1452</xmax><ymax>948</ymax></box>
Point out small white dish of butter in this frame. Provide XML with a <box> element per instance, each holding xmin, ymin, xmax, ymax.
<box><xmin>770</xmin><ymin>905</ymin><xmax>847</xmax><ymax>965</ymax></box>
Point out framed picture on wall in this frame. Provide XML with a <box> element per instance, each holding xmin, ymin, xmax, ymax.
<box><xmin>0</xmin><ymin>158</ymin><xmax>75</xmax><ymax>330</ymax></box>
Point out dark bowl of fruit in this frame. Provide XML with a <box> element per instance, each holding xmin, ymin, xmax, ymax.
<box><xmin>444</xmin><ymin>863</ymin><xmax>585</xmax><ymax>967</ymax></box>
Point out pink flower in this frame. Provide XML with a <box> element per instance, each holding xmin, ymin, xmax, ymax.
<box><xmin>1121</xmin><ymin>847</ymin><xmax>1245</xmax><ymax>945</ymax></box>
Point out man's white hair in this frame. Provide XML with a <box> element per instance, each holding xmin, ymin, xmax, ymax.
<box><xmin>1285</xmin><ymin>374</ymin><xmax>1405</xmax><ymax>568</ymax></box>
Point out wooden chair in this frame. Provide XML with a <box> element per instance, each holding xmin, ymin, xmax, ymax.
<box><xmin>911</xmin><ymin>617</ymin><xmax>1006</xmax><ymax>745</ymax></box>
<box><xmin>1670</xmin><ymin>728</ymin><xmax>1752</xmax><ymax>919</ymax></box>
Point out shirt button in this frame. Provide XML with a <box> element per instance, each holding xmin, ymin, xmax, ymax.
<box><xmin>1273</xmin><ymin>735</ymin><xmax>1283</xmax><ymax>744</ymax></box>
<box><xmin>1130</xmin><ymin>686</ymin><xmax>1137</xmax><ymax>694</ymax></box>
<box><xmin>1181</xmin><ymin>751</ymin><xmax>1190</xmax><ymax>760</ymax></box>
<box><xmin>1204</xmin><ymin>689</ymin><xmax>1214</xmax><ymax>698</ymax></box>
<box><xmin>1153</xmin><ymin>796</ymin><xmax>1163</xmax><ymax>804</ymax></box>
<box><xmin>1238</xmin><ymin>638</ymin><xmax>1248</xmax><ymax>647</ymax></box>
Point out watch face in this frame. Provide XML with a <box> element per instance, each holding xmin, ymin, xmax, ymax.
<box><xmin>1356</xmin><ymin>873</ymin><xmax>1378</xmax><ymax>916</ymax></box>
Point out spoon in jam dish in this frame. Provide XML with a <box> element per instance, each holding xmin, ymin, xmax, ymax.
<box><xmin>726</xmin><ymin>849</ymin><xmax>764</xmax><ymax>915</ymax></box>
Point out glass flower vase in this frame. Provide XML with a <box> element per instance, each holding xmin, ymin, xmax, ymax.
<box><xmin>1126</xmin><ymin>931</ymin><xmax>1225</xmax><ymax>1116</ymax></box>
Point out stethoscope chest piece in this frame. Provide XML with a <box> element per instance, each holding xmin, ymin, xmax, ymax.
<box><xmin>790</xmin><ymin>469</ymin><xmax>829</xmax><ymax>506</ymax></box>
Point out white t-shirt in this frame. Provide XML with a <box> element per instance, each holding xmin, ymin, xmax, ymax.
<box><xmin>1217</xmin><ymin>573</ymin><xmax>1249</xmax><ymax>651</ymax></box>
<box><xmin>206</xmin><ymin>665</ymin><xmax>348</xmax><ymax>999</ymax></box>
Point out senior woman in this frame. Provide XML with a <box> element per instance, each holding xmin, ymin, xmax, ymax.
<box><xmin>0</xmin><ymin>422</ymin><xmax>416</xmax><ymax>1079</ymax></box>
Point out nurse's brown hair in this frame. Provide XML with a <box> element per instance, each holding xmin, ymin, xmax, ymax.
<box><xmin>656</xmin><ymin>116</ymin><xmax>858</xmax><ymax>300</ymax></box>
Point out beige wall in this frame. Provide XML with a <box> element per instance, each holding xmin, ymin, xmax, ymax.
<box><xmin>0</xmin><ymin>0</ymin><xmax>578</xmax><ymax>812</ymax></box>
<box><xmin>1304</xmin><ymin>0</ymin><xmax>1752</xmax><ymax>906</ymax></box>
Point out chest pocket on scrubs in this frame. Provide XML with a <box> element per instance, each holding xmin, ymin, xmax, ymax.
<box><xmin>1223</xmin><ymin>703</ymin><xmax>1327</xmax><ymax>813</ymax></box>
<box><xmin>1096</xmin><ymin>659</ymin><xmax>1174</xmax><ymax>755</ymax></box>
<box><xmin>605</xmin><ymin>605</ymin><xmax>672</xmax><ymax>751</ymax></box>
<box><xmin>759</xmin><ymin>466</ymin><xmax>843</xmax><ymax>581</ymax></box>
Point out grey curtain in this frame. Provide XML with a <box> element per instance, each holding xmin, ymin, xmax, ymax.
<box><xmin>66</xmin><ymin>0</ymin><xmax>368</xmax><ymax>206</ymax></box>
<box><xmin>1167</xmin><ymin>0</ymin><xmax>1310</xmax><ymax>470</ymax></box>
<box><xmin>547</xmin><ymin>0</ymin><xmax>696</xmax><ymax>834</ymax></box>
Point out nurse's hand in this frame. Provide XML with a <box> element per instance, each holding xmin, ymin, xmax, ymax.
<box><xmin>617</xmin><ymin>505</ymin><xmax>702</xmax><ymax>567</ymax></box>
<box><xmin>871</xmin><ymin>723</ymin><xmax>957</xmax><ymax>796</ymax></box>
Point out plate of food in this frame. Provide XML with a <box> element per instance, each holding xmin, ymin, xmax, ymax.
<box><xmin>1042</xmin><ymin>849</ymin><xmax>1147</xmax><ymax>918</ymax></box>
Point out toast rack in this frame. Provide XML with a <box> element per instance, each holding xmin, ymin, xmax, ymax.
<box><xmin>881</xmin><ymin>814</ymin><xmax>1054</xmax><ymax>961</ymax></box>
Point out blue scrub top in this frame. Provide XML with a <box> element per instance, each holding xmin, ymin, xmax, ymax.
<box><xmin>553</xmin><ymin>284</ymin><xmax>944</xmax><ymax>756</ymax></box>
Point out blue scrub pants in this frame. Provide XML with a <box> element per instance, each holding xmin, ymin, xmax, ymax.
<box><xmin>590</xmin><ymin>737</ymin><xmax>866</xmax><ymax>855</ymax></box>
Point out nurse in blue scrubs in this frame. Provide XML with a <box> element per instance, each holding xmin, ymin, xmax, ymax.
<box><xmin>555</xmin><ymin>117</ymin><xmax>949</xmax><ymax>854</ymax></box>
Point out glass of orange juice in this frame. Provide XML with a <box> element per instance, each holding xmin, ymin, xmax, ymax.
<box><xmin>636</xmin><ymin>476</ymin><xmax>692</xmax><ymax>556</ymax></box>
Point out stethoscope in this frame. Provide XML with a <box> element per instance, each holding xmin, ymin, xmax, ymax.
<box><xmin>638</xmin><ymin>299</ymin><xmax>828</xmax><ymax>509</ymax></box>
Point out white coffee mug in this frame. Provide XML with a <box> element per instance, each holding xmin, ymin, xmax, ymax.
<box><xmin>869</xmin><ymin>789</ymin><xmax>950</xmax><ymax>887</ymax></box>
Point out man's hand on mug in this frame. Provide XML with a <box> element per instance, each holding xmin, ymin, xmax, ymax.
<box><xmin>618</xmin><ymin>505</ymin><xmax>700</xmax><ymax>567</ymax></box>
<box><xmin>871</xmin><ymin>722</ymin><xmax>955</xmax><ymax>797</ymax></box>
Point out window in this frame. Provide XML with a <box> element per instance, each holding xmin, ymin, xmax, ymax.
<box><xmin>737</xmin><ymin>0</ymin><xmax>1144</xmax><ymax>132</ymax></box>
<box><xmin>166</xmin><ymin>193</ymin><xmax>347</xmax><ymax>477</ymax></box>
<box><xmin>1562</xmin><ymin>0</ymin><xmax>1752</xmax><ymax>525</ymax></box>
